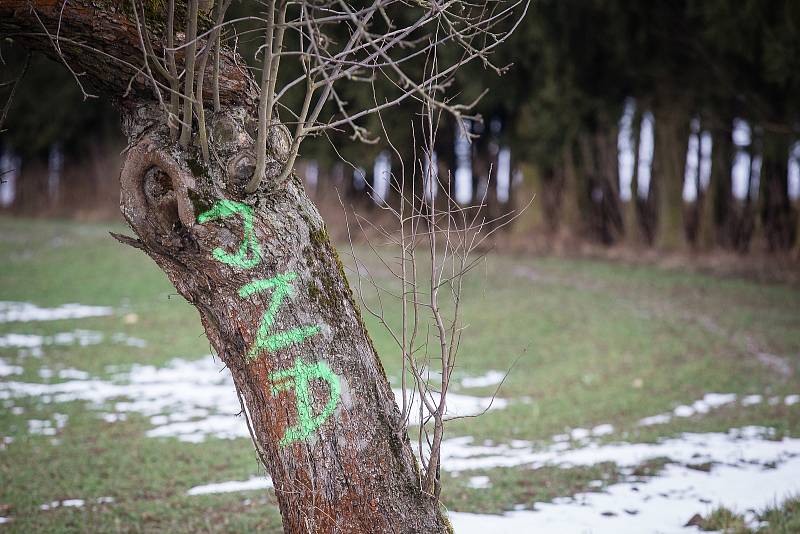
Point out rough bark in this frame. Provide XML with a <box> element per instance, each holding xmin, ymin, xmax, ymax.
<box><xmin>1</xmin><ymin>2</ymin><xmax>451</xmax><ymax>532</ymax></box>
<box><xmin>0</xmin><ymin>0</ymin><xmax>257</xmax><ymax>107</ymax></box>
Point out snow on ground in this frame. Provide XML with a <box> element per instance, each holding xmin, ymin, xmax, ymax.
<box><xmin>450</xmin><ymin>455</ymin><xmax>800</xmax><ymax>533</ymax></box>
<box><xmin>27</xmin><ymin>414</ymin><xmax>68</xmax><ymax>436</ymax></box>
<box><xmin>441</xmin><ymin>426</ymin><xmax>798</xmax><ymax>472</ymax></box>
<box><xmin>0</xmin><ymin>356</ymin><xmax>510</xmax><ymax>442</ymax></box>
<box><xmin>446</xmin><ymin>426</ymin><xmax>800</xmax><ymax>532</ymax></box>
<box><xmin>174</xmin><ymin>426</ymin><xmax>800</xmax><ymax>532</ymax></box>
<box><xmin>187</xmin><ymin>477</ymin><xmax>273</xmax><ymax>495</ymax></box>
<box><xmin>0</xmin><ymin>359</ymin><xmax>23</xmax><ymax>377</ymax></box>
<box><xmin>39</xmin><ymin>497</ymin><xmax>114</xmax><ymax>511</ymax></box>
<box><xmin>1</xmin><ymin>352</ymin><xmax>799</xmax><ymax>530</ymax></box>
<box><xmin>466</xmin><ymin>475</ymin><xmax>491</xmax><ymax>489</ymax></box>
<box><xmin>461</xmin><ymin>370</ymin><xmax>506</xmax><ymax>389</ymax></box>
<box><xmin>1</xmin><ymin>356</ymin><xmax>244</xmax><ymax>442</ymax></box>
<box><xmin>0</xmin><ymin>330</ymin><xmax>145</xmax><ymax>358</ymax></box>
<box><xmin>0</xmin><ymin>302</ymin><xmax>113</xmax><ymax>323</ymax></box>
<box><xmin>742</xmin><ymin>394</ymin><xmax>763</xmax><ymax>406</ymax></box>
<box><xmin>638</xmin><ymin>393</ymin><xmax>737</xmax><ymax>426</ymax></box>
<box><xmin>393</xmin><ymin>388</ymin><xmax>509</xmax><ymax>426</ymax></box>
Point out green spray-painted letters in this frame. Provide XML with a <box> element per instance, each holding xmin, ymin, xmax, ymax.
<box><xmin>270</xmin><ymin>357</ymin><xmax>341</xmax><ymax>446</ymax></box>
<box><xmin>238</xmin><ymin>273</ymin><xmax>321</xmax><ymax>361</ymax></box>
<box><xmin>197</xmin><ymin>199</ymin><xmax>262</xmax><ymax>269</ymax></box>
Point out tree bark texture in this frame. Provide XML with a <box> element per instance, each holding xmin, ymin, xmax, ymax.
<box><xmin>1</xmin><ymin>2</ymin><xmax>451</xmax><ymax>532</ymax></box>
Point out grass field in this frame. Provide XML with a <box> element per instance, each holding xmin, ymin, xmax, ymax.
<box><xmin>1</xmin><ymin>216</ymin><xmax>799</xmax><ymax>533</ymax></box>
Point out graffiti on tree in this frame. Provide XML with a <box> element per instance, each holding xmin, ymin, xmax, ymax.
<box><xmin>197</xmin><ymin>199</ymin><xmax>262</xmax><ymax>269</ymax></box>
<box><xmin>269</xmin><ymin>357</ymin><xmax>341</xmax><ymax>446</ymax></box>
<box><xmin>238</xmin><ymin>274</ymin><xmax>321</xmax><ymax>361</ymax></box>
<box><xmin>198</xmin><ymin>199</ymin><xmax>341</xmax><ymax>446</ymax></box>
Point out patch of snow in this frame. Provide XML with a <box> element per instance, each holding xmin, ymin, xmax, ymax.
<box><xmin>461</xmin><ymin>371</ymin><xmax>506</xmax><ymax>389</ymax></box>
<box><xmin>467</xmin><ymin>476</ymin><xmax>491</xmax><ymax>489</ymax></box>
<box><xmin>39</xmin><ymin>368</ymin><xmax>90</xmax><ymax>380</ymax></box>
<box><xmin>39</xmin><ymin>496</ymin><xmax>113</xmax><ymax>511</ymax></box>
<box><xmin>638</xmin><ymin>413</ymin><xmax>672</xmax><ymax>426</ymax></box>
<box><xmin>697</xmin><ymin>393</ymin><xmax>738</xmax><ymax>410</ymax></box>
<box><xmin>28</xmin><ymin>419</ymin><xmax>56</xmax><ymax>436</ymax></box>
<box><xmin>146</xmin><ymin>415</ymin><xmax>245</xmax><ymax>443</ymax></box>
<box><xmin>570</xmin><ymin>428</ymin><xmax>590</xmax><ymax>441</ymax></box>
<box><xmin>187</xmin><ymin>476</ymin><xmax>273</xmax><ymax>495</ymax></box>
<box><xmin>0</xmin><ymin>359</ymin><xmax>23</xmax><ymax>376</ymax></box>
<box><xmin>440</xmin><ymin>426</ymin><xmax>798</xmax><ymax>473</ymax></box>
<box><xmin>637</xmin><ymin>393</ymin><xmax>738</xmax><ymax>427</ymax></box>
<box><xmin>742</xmin><ymin>394</ymin><xmax>763</xmax><ymax>406</ymax></box>
<box><xmin>450</xmin><ymin>456</ymin><xmax>800</xmax><ymax>534</ymax></box>
<box><xmin>0</xmin><ymin>302</ymin><xmax>113</xmax><ymax>323</ymax></box>
<box><xmin>110</xmin><ymin>332</ymin><xmax>147</xmax><ymax>348</ymax></box>
<box><xmin>786</xmin><ymin>395</ymin><xmax>799</xmax><ymax>406</ymax></box>
<box><xmin>0</xmin><ymin>333</ymin><xmax>45</xmax><ymax>349</ymax></box>
<box><xmin>592</xmin><ymin>424</ymin><xmax>614</xmax><ymax>437</ymax></box>
<box><xmin>54</xmin><ymin>369</ymin><xmax>90</xmax><ymax>380</ymax></box>
<box><xmin>0</xmin><ymin>330</ymin><xmax>145</xmax><ymax>356</ymax></box>
<box><xmin>40</xmin><ymin>499</ymin><xmax>85</xmax><ymax>510</ymax></box>
<box><xmin>1</xmin><ymin>356</ymin><xmax>245</xmax><ymax>442</ymax></box>
<box><xmin>27</xmin><ymin>414</ymin><xmax>68</xmax><ymax>436</ymax></box>
<box><xmin>393</xmin><ymin>389</ymin><xmax>508</xmax><ymax>426</ymax></box>
<box><xmin>0</xmin><ymin>516</ymin><xmax>10</xmax><ymax>523</ymax></box>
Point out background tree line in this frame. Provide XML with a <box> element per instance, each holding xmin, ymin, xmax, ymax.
<box><xmin>2</xmin><ymin>0</ymin><xmax>799</xmax><ymax>255</ymax></box>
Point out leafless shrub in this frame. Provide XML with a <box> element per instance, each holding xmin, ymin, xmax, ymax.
<box><xmin>339</xmin><ymin>72</ymin><xmax>530</xmax><ymax>496</ymax></box>
<box><xmin>124</xmin><ymin>0</ymin><xmax>528</xmax><ymax>194</ymax></box>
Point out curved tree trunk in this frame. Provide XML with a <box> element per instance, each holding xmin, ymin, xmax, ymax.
<box><xmin>1</xmin><ymin>2</ymin><xmax>451</xmax><ymax>532</ymax></box>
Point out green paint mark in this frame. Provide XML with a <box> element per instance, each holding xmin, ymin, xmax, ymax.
<box><xmin>197</xmin><ymin>199</ymin><xmax>262</xmax><ymax>269</ymax></box>
<box><xmin>270</xmin><ymin>357</ymin><xmax>341</xmax><ymax>446</ymax></box>
<box><xmin>239</xmin><ymin>273</ymin><xmax>321</xmax><ymax>361</ymax></box>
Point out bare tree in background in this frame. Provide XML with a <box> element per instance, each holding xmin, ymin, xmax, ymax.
<box><xmin>0</xmin><ymin>0</ymin><xmax>526</xmax><ymax>531</ymax></box>
<box><xmin>343</xmin><ymin>100</ymin><xmax>526</xmax><ymax>500</ymax></box>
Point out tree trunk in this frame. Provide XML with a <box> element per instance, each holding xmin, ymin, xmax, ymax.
<box><xmin>704</xmin><ymin>121</ymin><xmax>734</xmax><ymax>249</ymax></box>
<box><xmin>539</xmin><ymin>163</ymin><xmax>564</xmax><ymax>236</ymax></box>
<box><xmin>652</xmin><ymin>110</ymin><xmax>688</xmax><ymax>250</ymax></box>
<box><xmin>760</xmin><ymin>131</ymin><xmax>796</xmax><ymax>252</ymax></box>
<box><xmin>730</xmin><ymin>133</ymin><xmax>758</xmax><ymax>254</ymax></box>
<box><xmin>2</xmin><ymin>2</ymin><xmax>451</xmax><ymax>532</ymax></box>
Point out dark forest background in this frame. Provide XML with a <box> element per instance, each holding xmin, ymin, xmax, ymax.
<box><xmin>2</xmin><ymin>0</ymin><xmax>799</xmax><ymax>260</ymax></box>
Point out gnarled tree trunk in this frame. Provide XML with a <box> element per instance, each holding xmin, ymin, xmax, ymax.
<box><xmin>1</xmin><ymin>1</ymin><xmax>451</xmax><ymax>532</ymax></box>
